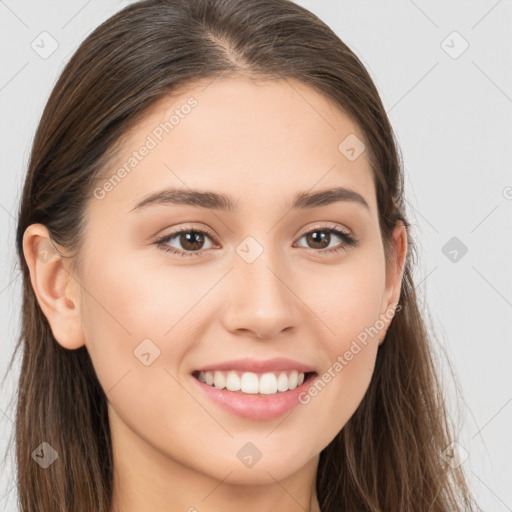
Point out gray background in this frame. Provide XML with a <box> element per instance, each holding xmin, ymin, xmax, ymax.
<box><xmin>1</xmin><ymin>0</ymin><xmax>511</xmax><ymax>510</ymax></box>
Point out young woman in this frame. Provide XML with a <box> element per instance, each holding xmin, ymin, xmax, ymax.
<box><xmin>8</xmin><ymin>0</ymin><xmax>480</xmax><ymax>510</ymax></box>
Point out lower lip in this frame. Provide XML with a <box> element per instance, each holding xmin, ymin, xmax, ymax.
<box><xmin>191</xmin><ymin>373</ymin><xmax>317</xmax><ymax>421</ymax></box>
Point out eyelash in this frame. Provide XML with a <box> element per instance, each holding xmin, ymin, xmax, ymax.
<box><xmin>154</xmin><ymin>224</ymin><xmax>358</xmax><ymax>258</ymax></box>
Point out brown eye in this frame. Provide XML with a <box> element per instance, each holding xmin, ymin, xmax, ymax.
<box><xmin>155</xmin><ymin>227</ymin><xmax>216</xmax><ymax>257</ymax></box>
<box><xmin>304</xmin><ymin>230</ymin><xmax>331</xmax><ymax>249</ymax></box>
<box><xmin>295</xmin><ymin>226</ymin><xmax>357</xmax><ymax>254</ymax></box>
<box><xmin>178</xmin><ymin>231</ymin><xmax>206</xmax><ymax>251</ymax></box>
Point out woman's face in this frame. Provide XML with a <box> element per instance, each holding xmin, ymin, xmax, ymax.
<box><xmin>30</xmin><ymin>76</ymin><xmax>405</xmax><ymax>490</ymax></box>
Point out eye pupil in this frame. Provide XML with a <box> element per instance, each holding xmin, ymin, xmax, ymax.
<box><xmin>307</xmin><ymin>230</ymin><xmax>330</xmax><ymax>249</ymax></box>
<box><xmin>181</xmin><ymin>231</ymin><xmax>204</xmax><ymax>250</ymax></box>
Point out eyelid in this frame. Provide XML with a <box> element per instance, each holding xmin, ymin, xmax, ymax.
<box><xmin>159</xmin><ymin>223</ymin><xmax>218</xmax><ymax>241</ymax></box>
<box><xmin>296</xmin><ymin>221</ymin><xmax>352</xmax><ymax>238</ymax></box>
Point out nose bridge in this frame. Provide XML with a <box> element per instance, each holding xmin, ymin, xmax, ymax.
<box><xmin>222</xmin><ymin>238</ymin><xmax>299</xmax><ymax>338</ymax></box>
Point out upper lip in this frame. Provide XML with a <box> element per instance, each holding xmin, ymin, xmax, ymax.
<box><xmin>194</xmin><ymin>357</ymin><xmax>316</xmax><ymax>374</ymax></box>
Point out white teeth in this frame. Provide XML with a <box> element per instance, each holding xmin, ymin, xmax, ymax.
<box><xmin>259</xmin><ymin>373</ymin><xmax>278</xmax><ymax>394</ymax></box>
<box><xmin>197</xmin><ymin>369</ymin><xmax>307</xmax><ymax>394</ymax></box>
<box><xmin>288</xmin><ymin>370</ymin><xmax>298</xmax><ymax>390</ymax></box>
<box><xmin>225</xmin><ymin>371</ymin><xmax>241</xmax><ymax>391</ymax></box>
<box><xmin>241</xmin><ymin>372</ymin><xmax>260</xmax><ymax>394</ymax></box>
<box><xmin>276</xmin><ymin>372</ymin><xmax>288</xmax><ymax>392</ymax></box>
<box><xmin>213</xmin><ymin>371</ymin><xmax>225</xmax><ymax>389</ymax></box>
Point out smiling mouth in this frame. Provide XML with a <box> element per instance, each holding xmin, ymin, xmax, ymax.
<box><xmin>191</xmin><ymin>370</ymin><xmax>317</xmax><ymax>395</ymax></box>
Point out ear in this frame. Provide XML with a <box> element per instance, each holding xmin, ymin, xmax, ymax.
<box><xmin>22</xmin><ymin>223</ymin><xmax>85</xmax><ymax>350</ymax></box>
<box><xmin>378</xmin><ymin>220</ymin><xmax>408</xmax><ymax>346</ymax></box>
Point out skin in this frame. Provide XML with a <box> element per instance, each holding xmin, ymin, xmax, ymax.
<box><xmin>23</xmin><ymin>75</ymin><xmax>407</xmax><ymax>512</ymax></box>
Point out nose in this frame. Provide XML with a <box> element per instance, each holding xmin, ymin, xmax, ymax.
<box><xmin>221</xmin><ymin>248</ymin><xmax>301</xmax><ymax>340</ymax></box>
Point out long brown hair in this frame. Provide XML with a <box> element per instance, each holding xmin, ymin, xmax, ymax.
<box><xmin>5</xmin><ymin>0</ymin><xmax>480</xmax><ymax>510</ymax></box>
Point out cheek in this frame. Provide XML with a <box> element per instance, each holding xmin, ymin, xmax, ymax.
<box><xmin>79</xmin><ymin>248</ymin><xmax>223</xmax><ymax>400</ymax></box>
<box><xmin>82</xmin><ymin>248</ymin><xmax>206</xmax><ymax>342</ymax></box>
<box><xmin>78</xmin><ymin>251</ymin><xmax>180</xmax><ymax>391</ymax></box>
<box><xmin>302</xmin><ymin>247</ymin><xmax>387</xmax><ymax>352</ymax></box>
<box><xmin>294</xmin><ymin>250</ymin><xmax>385</xmax><ymax>423</ymax></box>
<box><xmin>79</xmin><ymin>252</ymin><xmax>210</xmax><ymax>450</ymax></box>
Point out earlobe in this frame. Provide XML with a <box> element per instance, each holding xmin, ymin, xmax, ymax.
<box><xmin>22</xmin><ymin>223</ymin><xmax>85</xmax><ymax>350</ymax></box>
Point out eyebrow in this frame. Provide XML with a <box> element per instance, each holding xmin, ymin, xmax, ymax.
<box><xmin>129</xmin><ymin>186</ymin><xmax>370</xmax><ymax>213</ymax></box>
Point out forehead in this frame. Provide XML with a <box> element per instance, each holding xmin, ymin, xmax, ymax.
<box><xmin>90</xmin><ymin>76</ymin><xmax>376</xmax><ymax>219</ymax></box>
